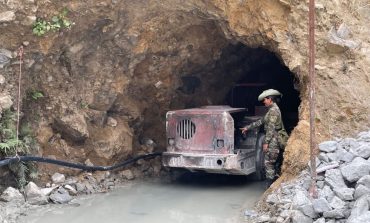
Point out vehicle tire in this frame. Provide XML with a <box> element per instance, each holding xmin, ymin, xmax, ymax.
<box><xmin>253</xmin><ymin>133</ymin><xmax>266</xmax><ymax>181</ymax></box>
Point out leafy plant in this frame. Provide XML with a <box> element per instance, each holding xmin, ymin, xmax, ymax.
<box><xmin>0</xmin><ymin>110</ymin><xmax>19</xmax><ymax>156</ymax></box>
<box><xmin>32</xmin><ymin>19</ymin><xmax>49</xmax><ymax>36</ymax></box>
<box><xmin>0</xmin><ymin>109</ymin><xmax>39</xmax><ymax>188</ymax></box>
<box><xmin>32</xmin><ymin>8</ymin><xmax>73</xmax><ymax>36</ymax></box>
<box><xmin>29</xmin><ymin>91</ymin><xmax>44</xmax><ymax>100</ymax></box>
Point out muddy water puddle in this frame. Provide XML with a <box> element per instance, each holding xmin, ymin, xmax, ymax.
<box><xmin>22</xmin><ymin>174</ymin><xmax>265</xmax><ymax>223</ymax></box>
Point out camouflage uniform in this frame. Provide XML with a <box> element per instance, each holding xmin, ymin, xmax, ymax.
<box><xmin>245</xmin><ymin>102</ymin><xmax>286</xmax><ymax>180</ymax></box>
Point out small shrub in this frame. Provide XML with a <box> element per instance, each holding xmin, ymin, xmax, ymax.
<box><xmin>32</xmin><ymin>8</ymin><xmax>73</xmax><ymax>36</ymax></box>
<box><xmin>29</xmin><ymin>91</ymin><xmax>44</xmax><ymax>100</ymax></box>
<box><xmin>0</xmin><ymin>110</ymin><xmax>39</xmax><ymax>188</ymax></box>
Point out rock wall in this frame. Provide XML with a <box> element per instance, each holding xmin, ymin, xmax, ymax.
<box><xmin>0</xmin><ymin>0</ymin><xmax>369</xmax><ymax>180</ymax></box>
<box><xmin>246</xmin><ymin>130</ymin><xmax>370</xmax><ymax>223</ymax></box>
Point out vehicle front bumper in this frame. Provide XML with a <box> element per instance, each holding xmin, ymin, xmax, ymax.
<box><xmin>161</xmin><ymin>152</ymin><xmax>255</xmax><ymax>175</ymax></box>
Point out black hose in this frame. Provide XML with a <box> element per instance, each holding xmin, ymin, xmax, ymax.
<box><xmin>0</xmin><ymin>152</ymin><xmax>162</xmax><ymax>171</ymax></box>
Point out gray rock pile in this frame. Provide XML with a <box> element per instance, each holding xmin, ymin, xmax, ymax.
<box><xmin>245</xmin><ymin>129</ymin><xmax>370</xmax><ymax>223</ymax></box>
<box><xmin>0</xmin><ymin>169</ymin><xmax>136</xmax><ymax>223</ymax></box>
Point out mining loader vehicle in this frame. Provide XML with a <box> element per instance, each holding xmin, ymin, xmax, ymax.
<box><xmin>162</xmin><ymin>84</ymin><xmax>268</xmax><ymax>180</ymax></box>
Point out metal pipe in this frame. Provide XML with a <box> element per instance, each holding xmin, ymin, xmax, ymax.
<box><xmin>16</xmin><ymin>46</ymin><xmax>24</xmax><ymax>156</ymax></box>
<box><xmin>309</xmin><ymin>0</ymin><xmax>318</xmax><ymax>198</ymax></box>
<box><xmin>0</xmin><ymin>152</ymin><xmax>162</xmax><ymax>171</ymax></box>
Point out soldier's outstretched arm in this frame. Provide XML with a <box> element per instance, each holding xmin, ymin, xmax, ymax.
<box><xmin>240</xmin><ymin>119</ymin><xmax>263</xmax><ymax>134</ymax></box>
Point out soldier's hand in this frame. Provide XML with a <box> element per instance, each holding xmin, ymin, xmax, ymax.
<box><xmin>263</xmin><ymin>144</ymin><xmax>268</xmax><ymax>153</ymax></box>
<box><xmin>240</xmin><ymin>127</ymin><xmax>248</xmax><ymax>134</ymax></box>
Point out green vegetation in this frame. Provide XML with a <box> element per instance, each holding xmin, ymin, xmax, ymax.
<box><xmin>32</xmin><ymin>8</ymin><xmax>73</xmax><ymax>36</ymax></box>
<box><xmin>29</xmin><ymin>90</ymin><xmax>44</xmax><ymax>100</ymax></box>
<box><xmin>0</xmin><ymin>110</ymin><xmax>23</xmax><ymax>155</ymax></box>
<box><xmin>80</xmin><ymin>101</ymin><xmax>89</xmax><ymax>109</ymax></box>
<box><xmin>0</xmin><ymin>110</ymin><xmax>39</xmax><ymax>188</ymax></box>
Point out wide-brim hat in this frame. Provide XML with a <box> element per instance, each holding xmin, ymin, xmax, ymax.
<box><xmin>258</xmin><ymin>89</ymin><xmax>282</xmax><ymax>101</ymax></box>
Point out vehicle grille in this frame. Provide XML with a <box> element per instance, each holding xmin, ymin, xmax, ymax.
<box><xmin>177</xmin><ymin>119</ymin><xmax>196</xmax><ymax>139</ymax></box>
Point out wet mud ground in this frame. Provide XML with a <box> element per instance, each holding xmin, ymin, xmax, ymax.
<box><xmin>21</xmin><ymin>173</ymin><xmax>265</xmax><ymax>223</ymax></box>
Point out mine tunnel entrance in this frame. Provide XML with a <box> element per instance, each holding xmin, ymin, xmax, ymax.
<box><xmin>221</xmin><ymin>44</ymin><xmax>301</xmax><ymax>134</ymax></box>
<box><xmin>168</xmin><ymin>42</ymin><xmax>301</xmax><ymax>177</ymax></box>
<box><xmin>177</xmin><ymin>42</ymin><xmax>300</xmax><ymax>133</ymax></box>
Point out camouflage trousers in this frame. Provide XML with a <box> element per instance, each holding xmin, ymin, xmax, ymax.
<box><xmin>264</xmin><ymin>137</ymin><xmax>280</xmax><ymax>180</ymax></box>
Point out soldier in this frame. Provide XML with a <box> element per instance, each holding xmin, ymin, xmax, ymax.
<box><xmin>240</xmin><ymin>89</ymin><xmax>288</xmax><ymax>188</ymax></box>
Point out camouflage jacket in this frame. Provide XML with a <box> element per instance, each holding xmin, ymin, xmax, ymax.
<box><xmin>245</xmin><ymin>103</ymin><xmax>284</xmax><ymax>145</ymax></box>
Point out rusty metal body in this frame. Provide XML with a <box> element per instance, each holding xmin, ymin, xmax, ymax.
<box><xmin>162</xmin><ymin>105</ymin><xmax>265</xmax><ymax>176</ymax></box>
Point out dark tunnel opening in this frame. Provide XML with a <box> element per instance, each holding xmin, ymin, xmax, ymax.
<box><xmin>170</xmin><ymin>43</ymin><xmax>301</xmax><ymax>133</ymax></box>
<box><xmin>163</xmin><ymin>42</ymin><xmax>301</xmax><ymax>179</ymax></box>
<box><xmin>174</xmin><ymin>42</ymin><xmax>300</xmax><ymax>133</ymax></box>
<box><xmin>146</xmin><ymin>41</ymin><xmax>301</xmax><ymax>152</ymax></box>
<box><xmin>218</xmin><ymin>44</ymin><xmax>301</xmax><ymax>134</ymax></box>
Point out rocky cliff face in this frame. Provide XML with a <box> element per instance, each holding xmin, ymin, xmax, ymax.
<box><xmin>0</xmin><ymin>0</ymin><xmax>369</xmax><ymax>181</ymax></box>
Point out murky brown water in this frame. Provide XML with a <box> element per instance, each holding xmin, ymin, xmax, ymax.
<box><xmin>22</xmin><ymin>174</ymin><xmax>264</xmax><ymax>223</ymax></box>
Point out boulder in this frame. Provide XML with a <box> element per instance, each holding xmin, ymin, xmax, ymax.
<box><xmin>348</xmin><ymin>195</ymin><xmax>370</xmax><ymax>223</ymax></box>
<box><xmin>357</xmin><ymin>175</ymin><xmax>370</xmax><ymax>187</ymax></box>
<box><xmin>333</xmin><ymin>187</ymin><xmax>354</xmax><ymax>201</ymax></box>
<box><xmin>318</xmin><ymin>185</ymin><xmax>335</xmax><ymax>202</ymax></box>
<box><xmin>291</xmin><ymin>210</ymin><xmax>313</xmax><ymax>223</ymax></box>
<box><xmin>329</xmin><ymin>196</ymin><xmax>346</xmax><ymax>210</ymax></box>
<box><xmin>0</xmin><ymin>187</ymin><xmax>23</xmax><ymax>202</ymax></box>
<box><xmin>299</xmin><ymin>203</ymin><xmax>317</xmax><ymax>218</ymax></box>
<box><xmin>24</xmin><ymin>182</ymin><xmax>48</xmax><ymax>205</ymax></box>
<box><xmin>347</xmin><ymin>211</ymin><xmax>370</xmax><ymax>223</ymax></box>
<box><xmin>292</xmin><ymin>190</ymin><xmax>310</xmax><ymax>206</ymax></box>
<box><xmin>325</xmin><ymin>169</ymin><xmax>347</xmax><ymax>189</ymax></box>
<box><xmin>312</xmin><ymin>198</ymin><xmax>331</xmax><ymax>213</ymax></box>
<box><xmin>64</xmin><ymin>185</ymin><xmax>78</xmax><ymax>195</ymax></box>
<box><xmin>318</xmin><ymin>153</ymin><xmax>329</xmax><ymax>163</ymax></box>
<box><xmin>51</xmin><ymin>173</ymin><xmax>66</xmax><ymax>184</ymax></box>
<box><xmin>341</xmin><ymin>157</ymin><xmax>370</xmax><ymax>183</ymax></box>
<box><xmin>49</xmin><ymin>187</ymin><xmax>72</xmax><ymax>204</ymax></box>
<box><xmin>350</xmin><ymin>144</ymin><xmax>370</xmax><ymax>159</ymax></box>
<box><xmin>323</xmin><ymin>209</ymin><xmax>346</xmax><ymax>219</ymax></box>
<box><xmin>319</xmin><ymin>141</ymin><xmax>338</xmax><ymax>153</ymax></box>
<box><xmin>53</xmin><ymin>113</ymin><xmax>89</xmax><ymax>142</ymax></box>
<box><xmin>338</xmin><ymin>138</ymin><xmax>360</xmax><ymax>151</ymax></box>
<box><xmin>354</xmin><ymin>184</ymin><xmax>370</xmax><ymax>200</ymax></box>
<box><xmin>335</xmin><ymin>148</ymin><xmax>355</xmax><ymax>163</ymax></box>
